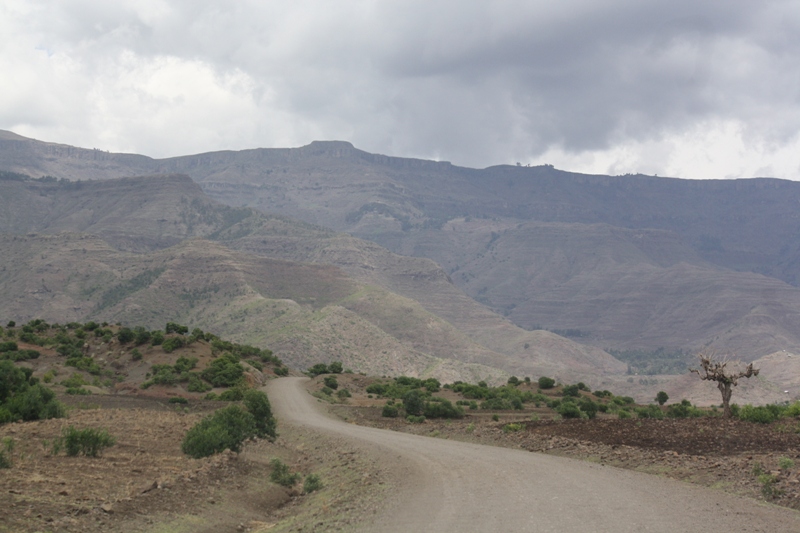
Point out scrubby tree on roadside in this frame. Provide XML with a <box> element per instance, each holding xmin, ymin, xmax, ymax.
<box><xmin>690</xmin><ymin>352</ymin><xmax>758</xmax><ymax>418</ymax></box>
<box><xmin>655</xmin><ymin>391</ymin><xmax>669</xmax><ymax>405</ymax></box>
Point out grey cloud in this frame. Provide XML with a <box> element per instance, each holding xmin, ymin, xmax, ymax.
<box><xmin>4</xmin><ymin>0</ymin><xmax>800</xmax><ymax>174</ymax></box>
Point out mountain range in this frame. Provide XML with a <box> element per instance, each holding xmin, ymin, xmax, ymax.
<box><xmin>2</xmin><ymin>129</ymin><xmax>799</xmax><ymax>401</ymax></box>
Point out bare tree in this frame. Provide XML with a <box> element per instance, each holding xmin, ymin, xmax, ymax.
<box><xmin>690</xmin><ymin>352</ymin><xmax>759</xmax><ymax>418</ymax></box>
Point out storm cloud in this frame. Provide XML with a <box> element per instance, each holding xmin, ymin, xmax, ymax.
<box><xmin>2</xmin><ymin>0</ymin><xmax>799</xmax><ymax>179</ymax></box>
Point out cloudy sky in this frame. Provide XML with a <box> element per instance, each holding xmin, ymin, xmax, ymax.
<box><xmin>2</xmin><ymin>1</ymin><xmax>800</xmax><ymax>179</ymax></box>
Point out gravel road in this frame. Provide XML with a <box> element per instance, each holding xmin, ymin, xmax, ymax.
<box><xmin>268</xmin><ymin>377</ymin><xmax>800</xmax><ymax>532</ymax></box>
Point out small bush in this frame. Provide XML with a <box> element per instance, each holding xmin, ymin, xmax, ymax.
<box><xmin>269</xmin><ymin>458</ymin><xmax>300</xmax><ymax>487</ymax></box>
<box><xmin>538</xmin><ymin>376</ymin><xmax>555</xmax><ymax>389</ymax></box>
<box><xmin>57</xmin><ymin>426</ymin><xmax>115</xmax><ymax>457</ymax></box>
<box><xmin>169</xmin><ymin>397</ymin><xmax>188</xmax><ymax>404</ymax></box>
<box><xmin>202</xmin><ymin>353</ymin><xmax>244</xmax><ymax>387</ymax></box>
<box><xmin>327</xmin><ymin>361</ymin><xmax>343</xmax><ymax>374</ymax></box>
<box><xmin>161</xmin><ymin>336</ymin><xmax>186</xmax><ymax>353</ymax></box>
<box><xmin>636</xmin><ymin>405</ymin><xmax>664</xmax><ymax>419</ymax></box>
<box><xmin>323</xmin><ymin>376</ymin><xmax>339</xmax><ymax>390</ymax></box>
<box><xmin>242</xmin><ymin>389</ymin><xmax>277</xmax><ymax>440</ymax></box>
<box><xmin>274</xmin><ymin>366</ymin><xmax>289</xmax><ymax>376</ymax></box>
<box><xmin>382</xmin><ymin>404</ymin><xmax>399</xmax><ymax>418</ymax></box>
<box><xmin>150</xmin><ymin>331</ymin><xmax>165</xmax><ymax>346</ymax></box>
<box><xmin>336</xmin><ymin>388</ymin><xmax>351</xmax><ymax>399</ymax></box>
<box><xmin>307</xmin><ymin>363</ymin><xmax>329</xmax><ymax>377</ymax></box>
<box><xmin>557</xmin><ymin>401</ymin><xmax>583</xmax><ymax>419</ymax></box>
<box><xmin>402</xmin><ymin>390</ymin><xmax>425</xmax><ymax>416</ymax></box>
<box><xmin>503</xmin><ymin>423</ymin><xmax>523</xmax><ymax>433</ymax></box>
<box><xmin>618</xmin><ymin>410</ymin><xmax>631</xmax><ymax>419</ymax></box>
<box><xmin>739</xmin><ymin>404</ymin><xmax>781</xmax><ymax>424</ymax></box>
<box><xmin>406</xmin><ymin>415</ymin><xmax>426</xmax><ymax>423</ymax></box>
<box><xmin>779</xmin><ymin>457</ymin><xmax>795</xmax><ymax>470</ymax></box>
<box><xmin>181</xmin><ymin>405</ymin><xmax>256</xmax><ymax>458</ymax></box>
<box><xmin>218</xmin><ymin>388</ymin><xmax>244</xmax><ymax>401</ymax></box>
<box><xmin>303</xmin><ymin>473</ymin><xmax>323</xmax><ymax>493</ymax></box>
<box><xmin>423</xmin><ymin>398</ymin><xmax>464</xmax><ymax>419</ymax></box>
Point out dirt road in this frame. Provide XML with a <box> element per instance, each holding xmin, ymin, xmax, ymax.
<box><xmin>268</xmin><ymin>378</ymin><xmax>800</xmax><ymax>532</ymax></box>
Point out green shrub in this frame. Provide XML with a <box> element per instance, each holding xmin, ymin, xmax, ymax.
<box><xmin>202</xmin><ymin>353</ymin><xmax>244</xmax><ymax>387</ymax></box>
<box><xmin>116</xmin><ymin>327</ymin><xmax>135</xmax><ymax>344</ymax></box>
<box><xmin>307</xmin><ymin>363</ymin><xmax>329</xmax><ymax>376</ymax></box>
<box><xmin>557</xmin><ymin>401</ymin><xmax>583</xmax><ymax>419</ymax></box>
<box><xmin>303</xmin><ymin>473</ymin><xmax>323</xmax><ymax>493</ymax></box>
<box><xmin>503</xmin><ymin>423</ymin><xmax>524</xmax><ymax>433</ymax></box>
<box><xmin>327</xmin><ymin>361</ymin><xmax>343</xmax><ymax>374</ymax></box>
<box><xmin>779</xmin><ymin>457</ymin><xmax>795</xmax><ymax>470</ymax></box>
<box><xmin>242</xmin><ymin>389</ymin><xmax>277</xmax><ymax>440</ymax></box>
<box><xmin>188</xmin><ymin>374</ymin><xmax>212</xmax><ymax>393</ymax></box>
<box><xmin>636</xmin><ymin>405</ymin><xmax>664</xmax><ymax>419</ymax></box>
<box><xmin>174</xmin><ymin>356</ymin><xmax>198</xmax><ymax>373</ymax></box>
<box><xmin>402</xmin><ymin>390</ymin><xmax>425</xmax><ymax>416</ymax></box>
<box><xmin>562</xmin><ymin>384</ymin><xmax>581</xmax><ymax>398</ymax></box>
<box><xmin>0</xmin><ymin>341</ymin><xmax>19</xmax><ymax>353</ymax></box>
<box><xmin>320</xmin><ymin>386</ymin><xmax>333</xmax><ymax>396</ymax></box>
<box><xmin>4</xmin><ymin>380</ymin><xmax>65</xmax><ymax>423</ymax></box>
<box><xmin>57</xmin><ymin>426</ymin><xmax>115</xmax><ymax>457</ymax></box>
<box><xmin>65</xmin><ymin>356</ymin><xmax>101</xmax><ymax>375</ymax></box>
<box><xmin>323</xmin><ymin>376</ymin><xmax>339</xmax><ymax>390</ymax></box>
<box><xmin>406</xmin><ymin>415</ymin><xmax>426</xmax><ymax>423</ymax></box>
<box><xmin>423</xmin><ymin>378</ymin><xmax>441</xmax><ymax>393</ymax></box>
<box><xmin>491</xmin><ymin>414</ymin><xmax>500</xmax><ymax>421</ymax></box>
<box><xmin>655</xmin><ymin>391</ymin><xmax>669</xmax><ymax>405</ymax></box>
<box><xmin>66</xmin><ymin>387</ymin><xmax>91</xmax><ymax>395</ymax></box>
<box><xmin>131</xmin><ymin>348</ymin><xmax>142</xmax><ymax>361</ymax></box>
<box><xmin>150</xmin><ymin>331</ymin><xmax>165</xmax><ymax>346</ymax></box>
<box><xmin>618</xmin><ymin>410</ymin><xmax>631</xmax><ymax>419</ymax></box>
<box><xmin>739</xmin><ymin>404</ymin><xmax>781</xmax><ymax>424</ymax></box>
<box><xmin>274</xmin><ymin>366</ymin><xmax>289</xmax><ymax>376</ymax></box>
<box><xmin>666</xmin><ymin>400</ymin><xmax>704</xmax><ymax>419</ymax></box>
<box><xmin>480</xmin><ymin>397</ymin><xmax>514</xmax><ymax>410</ymax></box>
<box><xmin>0</xmin><ymin>450</ymin><xmax>10</xmax><ymax>469</ymax></box>
<box><xmin>169</xmin><ymin>397</ymin><xmax>188</xmax><ymax>404</ymax></box>
<box><xmin>423</xmin><ymin>398</ymin><xmax>464</xmax><ymax>419</ymax></box>
<box><xmin>269</xmin><ymin>458</ymin><xmax>300</xmax><ymax>486</ymax></box>
<box><xmin>218</xmin><ymin>388</ymin><xmax>244</xmax><ymax>401</ymax></box>
<box><xmin>165</xmin><ymin>322</ymin><xmax>189</xmax><ymax>335</ymax></box>
<box><xmin>578</xmin><ymin>398</ymin><xmax>598</xmax><ymax>419</ymax></box>
<box><xmin>538</xmin><ymin>376</ymin><xmax>555</xmax><ymax>389</ymax></box>
<box><xmin>336</xmin><ymin>388</ymin><xmax>351</xmax><ymax>399</ymax></box>
<box><xmin>382</xmin><ymin>404</ymin><xmax>399</xmax><ymax>418</ymax></box>
<box><xmin>161</xmin><ymin>336</ymin><xmax>185</xmax><ymax>354</ymax></box>
<box><xmin>181</xmin><ymin>405</ymin><xmax>256</xmax><ymax>458</ymax></box>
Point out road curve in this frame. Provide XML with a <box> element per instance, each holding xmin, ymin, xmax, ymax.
<box><xmin>267</xmin><ymin>377</ymin><xmax>800</xmax><ymax>533</ymax></box>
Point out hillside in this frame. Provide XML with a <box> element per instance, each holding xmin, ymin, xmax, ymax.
<box><xmin>0</xmin><ymin>232</ymin><xmax>515</xmax><ymax>383</ymax></box>
<box><xmin>0</xmin><ymin>174</ymin><xmax>624</xmax><ymax>382</ymax></box>
<box><xmin>2</xmin><ymin>131</ymin><xmax>799</xmax><ymax>360</ymax></box>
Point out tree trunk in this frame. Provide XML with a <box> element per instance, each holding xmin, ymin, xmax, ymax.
<box><xmin>719</xmin><ymin>382</ymin><xmax>733</xmax><ymax>418</ymax></box>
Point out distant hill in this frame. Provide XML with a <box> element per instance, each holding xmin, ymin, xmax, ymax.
<box><xmin>3</xmin><ymin>131</ymin><xmax>800</xmax><ymax>362</ymax></box>
<box><xmin>0</xmin><ymin>175</ymin><xmax>624</xmax><ymax>383</ymax></box>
